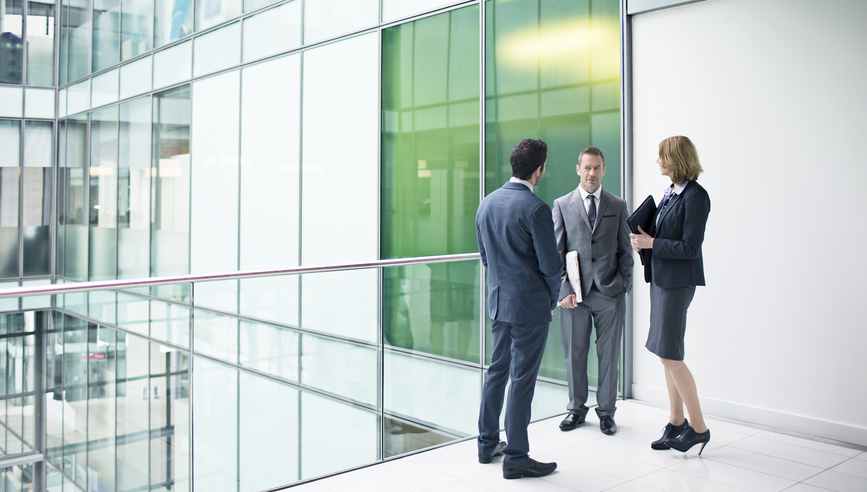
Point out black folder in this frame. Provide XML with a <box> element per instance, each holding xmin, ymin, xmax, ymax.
<box><xmin>627</xmin><ymin>195</ymin><xmax>657</xmax><ymax>235</ymax></box>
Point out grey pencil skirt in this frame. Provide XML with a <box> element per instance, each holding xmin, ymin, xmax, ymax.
<box><xmin>645</xmin><ymin>280</ymin><xmax>696</xmax><ymax>361</ymax></box>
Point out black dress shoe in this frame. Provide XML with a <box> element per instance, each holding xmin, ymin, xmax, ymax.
<box><xmin>664</xmin><ymin>426</ymin><xmax>711</xmax><ymax>455</ymax></box>
<box><xmin>559</xmin><ymin>412</ymin><xmax>585</xmax><ymax>431</ymax></box>
<box><xmin>599</xmin><ymin>415</ymin><xmax>617</xmax><ymax>435</ymax></box>
<box><xmin>478</xmin><ymin>441</ymin><xmax>506</xmax><ymax>464</ymax></box>
<box><xmin>503</xmin><ymin>458</ymin><xmax>557</xmax><ymax>479</ymax></box>
<box><xmin>651</xmin><ymin>418</ymin><xmax>689</xmax><ymax>450</ymax></box>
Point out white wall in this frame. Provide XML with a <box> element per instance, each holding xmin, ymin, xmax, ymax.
<box><xmin>630</xmin><ymin>0</ymin><xmax>867</xmax><ymax>445</ymax></box>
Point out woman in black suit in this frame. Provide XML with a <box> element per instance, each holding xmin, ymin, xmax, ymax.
<box><xmin>631</xmin><ymin>136</ymin><xmax>712</xmax><ymax>454</ymax></box>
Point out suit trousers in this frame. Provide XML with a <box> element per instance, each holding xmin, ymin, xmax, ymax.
<box><xmin>478</xmin><ymin>320</ymin><xmax>549</xmax><ymax>469</ymax></box>
<box><xmin>559</xmin><ymin>286</ymin><xmax>625</xmax><ymax>417</ymax></box>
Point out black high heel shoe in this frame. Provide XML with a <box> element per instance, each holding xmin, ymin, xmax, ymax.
<box><xmin>664</xmin><ymin>426</ymin><xmax>711</xmax><ymax>455</ymax></box>
<box><xmin>651</xmin><ymin>418</ymin><xmax>689</xmax><ymax>450</ymax></box>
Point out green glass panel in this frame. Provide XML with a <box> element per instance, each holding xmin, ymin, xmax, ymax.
<box><xmin>483</xmin><ymin>0</ymin><xmax>621</xmax><ymax>384</ymax></box>
<box><xmin>381</xmin><ymin>4</ymin><xmax>480</xmax><ymax>259</ymax></box>
<box><xmin>383</xmin><ymin>261</ymin><xmax>480</xmax><ymax>364</ymax></box>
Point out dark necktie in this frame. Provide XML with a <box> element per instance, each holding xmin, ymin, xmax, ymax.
<box><xmin>588</xmin><ymin>195</ymin><xmax>597</xmax><ymax>229</ymax></box>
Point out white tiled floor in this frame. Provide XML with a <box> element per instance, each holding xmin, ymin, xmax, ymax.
<box><xmin>292</xmin><ymin>401</ymin><xmax>867</xmax><ymax>491</ymax></box>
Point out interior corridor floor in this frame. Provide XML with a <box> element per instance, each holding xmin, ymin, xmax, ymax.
<box><xmin>289</xmin><ymin>400</ymin><xmax>867</xmax><ymax>492</ymax></box>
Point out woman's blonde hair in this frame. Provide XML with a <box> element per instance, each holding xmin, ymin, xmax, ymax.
<box><xmin>659</xmin><ymin>136</ymin><xmax>703</xmax><ymax>185</ymax></box>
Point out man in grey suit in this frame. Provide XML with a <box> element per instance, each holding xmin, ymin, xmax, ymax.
<box><xmin>476</xmin><ymin>139</ymin><xmax>561</xmax><ymax>479</ymax></box>
<box><xmin>552</xmin><ymin>146</ymin><xmax>633</xmax><ymax>435</ymax></box>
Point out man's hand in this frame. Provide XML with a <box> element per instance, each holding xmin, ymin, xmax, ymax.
<box><xmin>559</xmin><ymin>293</ymin><xmax>578</xmax><ymax>309</ymax></box>
<box><xmin>630</xmin><ymin>225</ymin><xmax>654</xmax><ymax>251</ymax></box>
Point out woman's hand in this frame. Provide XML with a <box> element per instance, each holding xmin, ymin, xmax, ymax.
<box><xmin>630</xmin><ymin>225</ymin><xmax>654</xmax><ymax>251</ymax></box>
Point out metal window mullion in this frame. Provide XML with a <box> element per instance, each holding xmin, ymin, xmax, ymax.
<box><xmin>375</xmin><ymin>4</ymin><xmax>383</xmax><ymax>460</ymax></box>
<box><xmin>18</xmin><ymin>120</ymin><xmax>25</xmax><ymax>302</ymax></box>
<box><xmin>478</xmin><ymin>0</ymin><xmax>486</xmax><ymax>385</ymax></box>
<box><xmin>296</xmin><ymin>0</ymin><xmax>304</xmax><ymax>478</ymax></box>
<box><xmin>619</xmin><ymin>0</ymin><xmax>633</xmax><ymax>400</ymax></box>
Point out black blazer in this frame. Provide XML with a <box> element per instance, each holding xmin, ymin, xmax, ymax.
<box><xmin>644</xmin><ymin>180</ymin><xmax>711</xmax><ymax>288</ymax></box>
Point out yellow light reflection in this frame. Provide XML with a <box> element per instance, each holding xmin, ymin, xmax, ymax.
<box><xmin>496</xmin><ymin>20</ymin><xmax>618</xmax><ymax>69</ymax></box>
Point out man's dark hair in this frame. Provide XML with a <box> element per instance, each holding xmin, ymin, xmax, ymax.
<box><xmin>578</xmin><ymin>146</ymin><xmax>605</xmax><ymax>167</ymax></box>
<box><xmin>510</xmin><ymin>139</ymin><xmax>548</xmax><ymax>180</ymax></box>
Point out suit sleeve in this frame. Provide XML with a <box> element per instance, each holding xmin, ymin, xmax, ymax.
<box><xmin>617</xmin><ymin>200</ymin><xmax>634</xmax><ymax>292</ymax></box>
<box><xmin>552</xmin><ymin>200</ymin><xmax>573</xmax><ymax>301</ymax></box>
<box><xmin>476</xmin><ymin>219</ymin><xmax>487</xmax><ymax>268</ymax></box>
<box><xmin>531</xmin><ymin>202</ymin><xmax>563</xmax><ymax>311</ymax></box>
<box><xmin>653</xmin><ymin>186</ymin><xmax>711</xmax><ymax>260</ymax></box>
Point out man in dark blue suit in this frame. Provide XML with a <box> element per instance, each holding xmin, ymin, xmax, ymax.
<box><xmin>476</xmin><ymin>139</ymin><xmax>561</xmax><ymax>479</ymax></box>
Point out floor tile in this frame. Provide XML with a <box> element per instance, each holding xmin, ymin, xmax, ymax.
<box><xmin>755</xmin><ymin>431</ymin><xmax>863</xmax><ymax>458</ymax></box>
<box><xmin>634</xmin><ymin>468</ymin><xmax>747</xmax><ymax>492</ymax></box>
<box><xmin>536</xmin><ymin>460</ymin><xmax>626</xmax><ymax>492</ymax></box>
<box><xmin>552</xmin><ymin>443</ymin><xmax>661</xmax><ymax>481</ymax></box>
<box><xmin>855</xmin><ymin>452</ymin><xmax>867</xmax><ymax>461</ymax></box>
<box><xmin>602</xmin><ymin>482</ymin><xmax>670</xmax><ymax>492</ymax></box>
<box><xmin>829</xmin><ymin>458</ymin><xmax>867</xmax><ymax>480</ymax></box>
<box><xmin>287</xmin><ymin>481</ymin><xmax>335</xmax><ymax>492</ymax></box>
<box><xmin>447</xmin><ymin>438</ymin><xmax>481</xmax><ymax>458</ymax></box>
<box><xmin>669</xmin><ymin>456</ymin><xmax>796</xmax><ymax>492</ymax></box>
<box><xmin>580</xmin><ymin>434</ymin><xmax>692</xmax><ymax>468</ymax></box>
<box><xmin>730</xmin><ymin>436</ymin><xmax>851</xmax><ymax>469</ymax></box>
<box><xmin>406</xmin><ymin>447</ymin><xmax>493</xmax><ymax>480</ymax></box>
<box><xmin>363</xmin><ymin>459</ymin><xmax>461</xmax><ymax>491</ymax></box>
<box><xmin>702</xmin><ymin>417</ymin><xmax>764</xmax><ymax>436</ymax></box>
<box><xmin>779</xmin><ymin>484</ymin><xmax>830</xmax><ymax>492</ymax></box>
<box><xmin>317</xmin><ymin>471</ymin><xmax>408</xmax><ymax>492</ymax></box>
<box><xmin>701</xmin><ymin>445</ymin><xmax>824</xmax><ymax>481</ymax></box>
<box><xmin>804</xmin><ymin>470</ymin><xmax>867</xmax><ymax>492</ymax></box>
<box><xmin>465</xmin><ymin>467</ymin><xmax>578</xmax><ymax>492</ymax></box>
<box><xmin>428</xmin><ymin>481</ymin><xmax>492</xmax><ymax>492</ymax></box>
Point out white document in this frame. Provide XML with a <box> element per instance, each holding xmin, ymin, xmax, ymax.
<box><xmin>566</xmin><ymin>251</ymin><xmax>583</xmax><ymax>303</ymax></box>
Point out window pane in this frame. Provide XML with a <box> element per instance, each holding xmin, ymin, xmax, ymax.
<box><xmin>92</xmin><ymin>67</ymin><xmax>120</xmax><ymax>107</ymax></box>
<box><xmin>118</xmin><ymin>96</ymin><xmax>151</xmax><ymax>278</ymax></box>
<box><xmin>303</xmin><ymin>0</ymin><xmax>378</xmax><ymax>45</ymax></box>
<box><xmin>150</xmin><ymin>341</ymin><xmax>191</xmax><ymax>491</ymax></box>
<box><xmin>239</xmin><ymin>276</ymin><xmax>299</xmax><ymax>327</ymax></box>
<box><xmin>121</xmin><ymin>0</ymin><xmax>153</xmax><ymax>60</ymax></box>
<box><xmin>23</xmin><ymin>120</ymin><xmax>53</xmax><ymax>276</ymax></box>
<box><xmin>26</xmin><ymin>0</ymin><xmax>56</xmax><ymax>85</ymax></box>
<box><xmin>383</xmin><ymin>261</ymin><xmax>480</xmax><ymax>363</ymax></box>
<box><xmin>119</xmin><ymin>54</ymin><xmax>152</xmax><ymax>99</ymax></box>
<box><xmin>300</xmin><ymin>334</ymin><xmax>376</xmax><ymax>406</ymax></box>
<box><xmin>151</xmin><ymin>85</ymin><xmax>190</xmax><ymax>279</ymax></box>
<box><xmin>300</xmin><ymin>391</ymin><xmax>376</xmax><ymax>480</ymax></box>
<box><xmin>382</xmin><ymin>0</ymin><xmax>461</xmax><ymax>23</ymax></box>
<box><xmin>239</xmin><ymin>320</ymin><xmax>297</xmax><ymax>381</ymax></box>
<box><xmin>61</xmin><ymin>116</ymin><xmax>89</xmax><ymax>279</ymax></box>
<box><xmin>193</xmin><ymin>357</ymin><xmax>237</xmax><ymax>492</ymax></box>
<box><xmin>67</xmin><ymin>78</ymin><xmax>90</xmax><ymax>115</ymax></box>
<box><xmin>154</xmin><ymin>0</ymin><xmax>192</xmax><ymax>47</ymax></box>
<box><xmin>87</xmin><ymin>325</ymin><xmax>116</xmax><ymax>492</ymax></box>
<box><xmin>67</xmin><ymin>0</ymin><xmax>91</xmax><ymax>81</ymax></box>
<box><xmin>381</xmin><ymin>5</ymin><xmax>480</xmax><ymax>259</ymax></box>
<box><xmin>190</xmin><ymin>71</ymin><xmax>239</xmax><ymax>275</ymax></box>
<box><xmin>93</xmin><ymin>0</ymin><xmax>121</xmax><ymax>71</ymax></box>
<box><xmin>116</xmin><ymin>335</ymin><xmax>150</xmax><ymax>491</ymax></box>
<box><xmin>192</xmin><ymin>21</ymin><xmax>240</xmax><ymax>77</ymax></box>
<box><xmin>24</xmin><ymin>87</ymin><xmax>55</xmax><ymax>118</ymax></box>
<box><xmin>240</xmin><ymin>55</ymin><xmax>299</xmax><ymax>271</ymax></box>
<box><xmin>301</xmin><ymin>270</ymin><xmax>378</xmax><ymax>343</ymax></box>
<box><xmin>150</xmin><ymin>298</ymin><xmax>191</xmax><ymax>347</ymax></box>
<box><xmin>239</xmin><ymin>371</ymin><xmax>299</xmax><ymax>490</ymax></box>
<box><xmin>0</xmin><ymin>86</ymin><xmax>23</xmax><ymax>117</ymax></box>
<box><xmin>195</xmin><ymin>0</ymin><xmax>240</xmax><ymax>32</ymax></box>
<box><xmin>90</xmin><ymin>106</ymin><xmax>118</xmax><ymax>281</ymax></box>
<box><xmin>241</xmin><ymin>1</ymin><xmax>300</xmax><ymax>63</ymax></box>
<box><xmin>193</xmin><ymin>309</ymin><xmax>237</xmax><ymax>363</ymax></box>
<box><xmin>153</xmin><ymin>40</ymin><xmax>191</xmax><ymax>89</ymax></box>
<box><xmin>0</xmin><ymin>0</ymin><xmax>24</xmax><ymax>84</ymax></box>
<box><xmin>0</xmin><ymin>121</ymin><xmax>20</xmax><ymax>279</ymax></box>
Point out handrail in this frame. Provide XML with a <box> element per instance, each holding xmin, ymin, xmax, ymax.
<box><xmin>0</xmin><ymin>253</ymin><xmax>482</xmax><ymax>299</ymax></box>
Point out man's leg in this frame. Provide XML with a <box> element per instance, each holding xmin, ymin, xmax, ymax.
<box><xmin>560</xmin><ymin>303</ymin><xmax>592</xmax><ymax>418</ymax></box>
<box><xmin>478</xmin><ymin>320</ymin><xmax>511</xmax><ymax>455</ymax></box>
<box><xmin>502</xmin><ymin>322</ymin><xmax>549</xmax><ymax>469</ymax></box>
<box><xmin>591</xmin><ymin>289</ymin><xmax>625</xmax><ymax>418</ymax></box>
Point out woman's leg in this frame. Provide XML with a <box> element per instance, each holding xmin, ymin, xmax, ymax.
<box><xmin>661</xmin><ymin>358</ymin><xmax>707</xmax><ymax>433</ymax></box>
<box><xmin>663</xmin><ymin>361</ymin><xmax>685</xmax><ymax>426</ymax></box>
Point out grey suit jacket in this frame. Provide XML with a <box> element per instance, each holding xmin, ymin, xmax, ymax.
<box><xmin>476</xmin><ymin>182</ymin><xmax>561</xmax><ymax>323</ymax></box>
<box><xmin>552</xmin><ymin>187</ymin><xmax>633</xmax><ymax>300</ymax></box>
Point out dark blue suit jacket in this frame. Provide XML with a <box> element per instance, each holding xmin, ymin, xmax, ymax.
<box><xmin>645</xmin><ymin>180</ymin><xmax>711</xmax><ymax>288</ymax></box>
<box><xmin>476</xmin><ymin>182</ymin><xmax>562</xmax><ymax>323</ymax></box>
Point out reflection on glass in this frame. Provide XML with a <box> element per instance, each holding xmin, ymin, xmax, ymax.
<box><xmin>383</xmin><ymin>415</ymin><xmax>455</xmax><ymax>458</ymax></box>
<box><xmin>302</xmin><ymin>0</ymin><xmax>378</xmax><ymax>45</ymax></box>
<box><xmin>193</xmin><ymin>310</ymin><xmax>238</xmax><ymax>363</ymax></box>
<box><xmin>382</xmin><ymin>0</ymin><xmax>455</xmax><ymax>23</ymax></box>
<box><xmin>239</xmin><ymin>371</ymin><xmax>299</xmax><ymax>490</ymax></box>
<box><xmin>153</xmin><ymin>40</ymin><xmax>191</xmax><ymax>89</ymax></box>
<box><xmin>195</xmin><ymin>0</ymin><xmax>240</xmax><ymax>32</ymax></box>
<box><xmin>193</xmin><ymin>21</ymin><xmax>240</xmax><ymax>77</ymax></box>
<box><xmin>383</xmin><ymin>262</ymin><xmax>480</xmax><ymax>363</ymax></box>
<box><xmin>150</xmin><ymin>340</ymin><xmax>191</xmax><ymax>491</ymax></box>
<box><xmin>93</xmin><ymin>0</ymin><xmax>120</xmax><ymax>71</ymax></box>
<box><xmin>0</xmin><ymin>121</ymin><xmax>20</xmax><ymax>278</ymax></box>
<box><xmin>300</xmin><ymin>334</ymin><xmax>376</xmax><ymax>406</ymax></box>
<box><xmin>26</xmin><ymin>0</ymin><xmax>56</xmax><ymax>86</ymax></box>
<box><xmin>66</xmin><ymin>0</ymin><xmax>92</xmax><ymax>82</ymax></box>
<box><xmin>62</xmin><ymin>316</ymin><xmax>88</xmax><ymax>490</ymax></box>
<box><xmin>155</xmin><ymin>0</ymin><xmax>192</xmax><ymax>47</ymax></box>
<box><xmin>150</xmin><ymin>298</ymin><xmax>190</xmax><ymax>347</ymax></box>
<box><xmin>0</xmin><ymin>0</ymin><xmax>24</xmax><ymax>84</ymax></box>
<box><xmin>151</xmin><ymin>85</ymin><xmax>190</xmax><ymax>284</ymax></box>
<box><xmin>23</xmin><ymin>121</ymin><xmax>53</xmax><ymax>277</ymax></box>
<box><xmin>300</xmin><ymin>270</ymin><xmax>378</xmax><ymax>343</ymax></box>
<box><xmin>239</xmin><ymin>320</ymin><xmax>297</xmax><ymax>381</ymax></box>
<box><xmin>119</xmin><ymin>55</ymin><xmax>152</xmax><ymax>100</ymax></box>
<box><xmin>24</xmin><ymin>87</ymin><xmax>55</xmax><ymax>118</ymax></box>
<box><xmin>118</xmin><ymin>96</ymin><xmax>152</xmax><ymax>279</ymax></box>
<box><xmin>300</xmin><ymin>391</ymin><xmax>377</xmax><ymax>480</ymax></box>
<box><xmin>67</xmin><ymin>77</ymin><xmax>90</xmax><ymax>115</ymax></box>
<box><xmin>91</xmin><ymin>67</ymin><xmax>119</xmax><ymax>108</ymax></box>
<box><xmin>239</xmin><ymin>277</ymin><xmax>299</xmax><ymax>327</ymax></box>
<box><xmin>121</xmin><ymin>0</ymin><xmax>153</xmax><ymax>60</ymax></box>
<box><xmin>381</xmin><ymin>5</ymin><xmax>480</xmax><ymax>259</ymax></box>
<box><xmin>90</xmin><ymin>106</ymin><xmax>119</xmax><ymax>281</ymax></box>
<box><xmin>59</xmin><ymin>116</ymin><xmax>89</xmax><ymax>280</ymax></box>
<box><xmin>88</xmin><ymin>324</ymin><xmax>116</xmax><ymax>492</ymax></box>
<box><xmin>193</xmin><ymin>357</ymin><xmax>237</xmax><ymax>492</ymax></box>
<box><xmin>241</xmin><ymin>1</ymin><xmax>301</xmax><ymax>63</ymax></box>
<box><xmin>0</xmin><ymin>86</ymin><xmax>23</xmax><ymax>117</ymax></box>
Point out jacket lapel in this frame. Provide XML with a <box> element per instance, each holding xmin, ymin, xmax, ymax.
<box><xmin>594</xmin><ymin>192</ymin><xmax>610</xmax><ymax>234</ymax></box>
<box><xmin>571</xmin><ymin>189</ymin><xmax>592</xmax><ymax>232</ymax></box>
<box><xmin>656</xmin><ymin>189</ymin><xmax>681</xmax><ymax>229</ymax></box>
